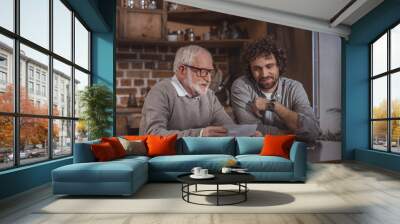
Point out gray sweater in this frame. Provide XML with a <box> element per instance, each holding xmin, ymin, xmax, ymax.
<box><xmin>231</xmin><ymin>75</ymin><xmax>320</xmax><ymax>142</ymax></box>
<box><xmin>139</xmin><ymin>78</ymin><xmax>234</xmax><ymax>138</ymax></box>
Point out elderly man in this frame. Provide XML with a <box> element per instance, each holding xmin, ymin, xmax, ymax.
<box><xmin>139</xmin><ymin>45</ymin><xmax>234</xmax><ymax>138</ymax></box>
<box><xmin>231</xmin><ymin>37</ymin><xmax>320</xmax><ymax>142</ymax></box>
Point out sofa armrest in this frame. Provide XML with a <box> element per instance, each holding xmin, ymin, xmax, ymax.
<box><xmin>289</xmin><ymin>141</ymin><xmax>307</xmax><ymax>181</ymax></box>
<box><xmin>73</xmin><ymin>140</ymin><xmax>100</xmax><ymax>163</ymax></box>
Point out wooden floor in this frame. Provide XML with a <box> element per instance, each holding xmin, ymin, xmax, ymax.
<box><xmin>1</xmin><ymin>162</ymin><xmax>400</xmax><ymax>224</ymax></box>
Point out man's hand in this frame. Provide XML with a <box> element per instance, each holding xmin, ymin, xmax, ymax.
<box><xmin>251</xmin><ymin>97</ymin><xmax>268</xmax><ymax>118</ymax></box>
<box><xmin>202</xmin><ymin>126</ymin><xmax>228</xmax><ymax>137</ymax></box>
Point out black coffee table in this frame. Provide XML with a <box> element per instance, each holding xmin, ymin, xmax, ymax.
<box><xmin>177</xmin><ymin>172</ymin><xmax>255</xmax><ymax>206</ymax></box>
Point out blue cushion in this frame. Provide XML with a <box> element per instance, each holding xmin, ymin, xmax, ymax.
<box><xmin>235</xmin><ymin>137</ymin><xmax>264</xmax><ymax>155</ymax></box>
<box><xmin>236</xmin><ymin>155</ymin><xmax>293</xmax><ymax>172</ymax></box>
<box><xmin>52</xmin><ymin>159</ymin><xmax>146</xmax><ymax>183</ymax></box>
<box><xmin>179</xmin><ymin>137</ymin><xmax>235</xmax><ymax>155</ymax></box>
<box><xmin>73</xmin><ymin>139</ymin><xmax>100</xmax><ymax>163</ymax></box>
<box><xmin>148</xmin><ymin>154</ymin><xmax>235</xmax><ymax>172</ymax></box>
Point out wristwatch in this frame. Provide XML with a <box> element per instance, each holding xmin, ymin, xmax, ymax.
<box><xmin>266</xmin><ymin>100</ymin><xmax>276</xmax><ymax>112</ymax></box>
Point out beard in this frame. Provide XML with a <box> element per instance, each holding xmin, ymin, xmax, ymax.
<box><xmin>257</xmin><ymin>76</ymin><xmax>278</xmax><ymax>90</ymax></box>
<box><xmin>185</xmin><ymin>74</ymin><xmax>210</xmax><ymax>96</ymax></box>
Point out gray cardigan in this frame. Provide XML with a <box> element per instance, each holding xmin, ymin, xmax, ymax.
<box><xmin>231</xmin><ymin>75</ymin><xmax>320</xmax><ymax>142</ymax></box>
<box><xmin>139</xmin><ymin>78</ymin><xmax>234</xmax><ymax>138</ymax></box>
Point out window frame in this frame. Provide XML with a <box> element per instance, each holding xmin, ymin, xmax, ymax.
<box><xmin>0</xmin><ymin>0</ymin><xmax>92</xmax><ymax>171</ymax></box>
<box><xmin>370</xmin><ymin>20</ymin><xmax>400</xmax><ymax>154</ymax></box>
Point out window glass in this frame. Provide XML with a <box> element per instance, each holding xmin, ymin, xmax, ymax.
<box><xmin>53</xmin><ymin>59</ymin><xmax>72</xmax><ymax>117</ymax></box>
<box><xmin>372</xmin><ymin>33</ymin><xmax>387</xmax><ymax>76</ymax></box>
<box><xmin>20</xmin><ymin>0</ymin><xmax>49</xmax><ymax>49</ymax></box>
<box><xmin>0</xmin><ymin>116</ymin><xmax>13</xmax><ymax>170</ymax></box>
<box><xmin>0</xmin><ymin>0</ymin><xmax>14</xmax><ymax>32</ymax></box>
<box><xmin>0</xmin><ymin>35</ymin><xmax>14</xmax><ymax>113</ymax></box>
<box><xmin>53</xmin><ymin>119</ymin><xmax>72</xmax><ymax>158</ymax></box>
<box><xmin>372</xmin><ymin>121</ymin><xmax>388</xmax><ymax>151</ymax></box>
<box><xmin>20</xmin><ymin>44</ymin><xmax>49</xmax><ymax>115</ymax></box>
<box><xmin>53</xmin><ymin>0</ymin><xmax>72</xmax><ymax>60</ymax></box>
<box><xmin>19</xmin><ymin>117</ymin><xmax>49</xmax><ymax>165</ymax></box>
<box><xmin>391</xmin><ymin>24</ymin><xmax>400</xmax><ymax>70</ymax></box>
<box><xmin>391</xmin><ymin>120</ymin><xmax>400</xmax><ymax>153</ymax></box>
<box><xmin>74</xmin><ymin>69</ymin><xmax>89</xmax><ymax>118</ymax></box>
<box><xmin>391</xmin><ymin>72</ymin><xmax>400</xmax><ymax>118</ymax></box>
<box><xmin>372</xmin><ymin>77</ymin><xmax>387</xmax><ymax>119</ymax></box>
<box><xmin>74</xmin><ymin>18</ymin><xmax>89</xmax><ymax>70</ymax></box>
<box><xmin>75</xmin><ymin>120</ymin><xmax>88</xmax><ymax>143</ymax></box>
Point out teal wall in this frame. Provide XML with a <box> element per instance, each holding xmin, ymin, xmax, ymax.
<box><xmin>0</xmin><ymin>0</ymin><xmax>116</xmax><ymax>200</ymax></box>
<box><xmin>344</xmin><ymin>0</ymin><xmax>400</xmax><ymax>171</ymax></box>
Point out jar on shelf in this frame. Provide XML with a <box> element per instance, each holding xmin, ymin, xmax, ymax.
<box><xmin>148</xmin><ymin>0</ymin><xmax>157</xmax><ymax>9</ymax></box>
<box><xmin>139</xmin><ymin>0</ymin><xmax>148</xmax><ymax>9</ymax></box>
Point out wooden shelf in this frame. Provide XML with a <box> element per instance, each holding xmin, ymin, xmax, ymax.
<box><xmin>167</xmin><ymin>10</ymin><xmax>248</xmax><ymax>25</ymax></box>
<box><xmin>118</xmin><ymin>38</ymin><xmax>250</xmax><ymax>48</ymax></box>
<box><xmin>121</xmin><ymin>8</ymin><xmax>163</xmax><ymax>14</ymax></box>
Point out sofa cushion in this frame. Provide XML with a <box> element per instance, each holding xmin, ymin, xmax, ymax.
<box><xmin>101</xmin><ymin>137</ymin><xmax>127</xmax><ymax>158</ymax></box>
<box><xmin>148</xmin><ymin>154</ymin><xmax>235</xmax><ymax>172</ymax></box>
<box><xmin>73</xmin><ymin>139</ymin><xmax>100</xmax><ymax>163</ymax></box>
<box><xmin>235</xmin><ymin>137</ymin><xmax>264</xmax><ymax>155</ymax></box>
<box><xmin>179</xmin><ymin>137</ymin><xmax>235</xmax><ymax>155</ymax></box>
<box><xmin>118</xmin><ymin>137</ymin><xmax>147</xmax><ymax>156</ymax></box>
<box><xmin>260</xmin><ymin>135</ymin><xmax>295</xmax><ymax>159</ymax></box>
<box><xmin>53</xmin><ymin>158</ymin><xmax>147</xmax><ymax>183</ymax></box>
<box><xmin>147</xmin><ymin>134</ymin><xmax>177</xmax><ymax>157</ymax></box>
<box><xmin>91</xmin><ymin>142</ymin><xmax>118</xmax><ymax>161</ymax></box>
<box><xmin>236</xmin><ymin>155</ymin><xmax>293</xmax><ymax>172</ymax></box>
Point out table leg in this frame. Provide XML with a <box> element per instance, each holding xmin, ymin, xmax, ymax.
<box><xmin>245</xmin><ymin>183</ymin><xmax>247</xmax><ymax>201</ymax></box>
<box><xmin>195</xmin><ymin>184</ymin><xmax>197</xmax><ymax>192</ymax></box>
<box><xmin>217</xmin><ymin>184</ymin><xmax>219</xmax><ymax>206</ymax></box>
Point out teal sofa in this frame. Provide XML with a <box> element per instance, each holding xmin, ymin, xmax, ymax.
<box><xmin>52</xmin><ymin>137</ymin><xmax>307</xmax><ymax>196</ymax></box>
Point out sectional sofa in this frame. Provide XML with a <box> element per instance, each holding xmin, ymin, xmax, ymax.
<box><xmin>52</xmin><ymin>137</ymin><xmax>307</xmax><ymax>196</ymax></box>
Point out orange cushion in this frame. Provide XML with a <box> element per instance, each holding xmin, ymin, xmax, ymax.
<box><xmin>91</xmin><ymin>142</ymin><xmax>117</xmax><ymax>161</ymax></box>
<box><xmin>101</xmin><ymin>137</ymin><xmax>127</xmax><ymax>158</ymax></box>
<box><xmin>124</xmin><ymin>135</ymin><xmax>147</xmax><ymax>141</ymax></box>
<box><xmin>146</xmin><ymin>134</ymin><xmax>177</xmax><ymax>157</ymax></box>
<box><xmin>259</xmin><ymin>135</ymin><xmax>295</xmax><ymax>159</ymax></box>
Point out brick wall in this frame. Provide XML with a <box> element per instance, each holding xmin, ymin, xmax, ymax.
<box><xmin>116</xmin><ymin>43</ymin><xmax>232</xmax><ymax>134</ymax></box>
<box><xmin>116</xmin><ymin>44</ymin><xmax>230</xmax><ymax>108</ymax></box>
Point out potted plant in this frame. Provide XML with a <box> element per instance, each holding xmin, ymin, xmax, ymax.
<box><xmin>79</xmin><ymin>84</ymin><xmax>113</xmax><ymax>140</ymax></box>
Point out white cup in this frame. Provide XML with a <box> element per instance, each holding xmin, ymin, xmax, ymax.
<box><xmin>191</xmin><ymin>167</ymin><xmax>202</xmax><ymax>176</ymax></box>
<box><xmin>221</xmin><ymin>167</ymin><xmax>232</xmax><ymax>174</ymax></box>
<box><xmin>200</xmin><ymin>169</ymin><xmax>208</xmax><ymax>176</ymax></box>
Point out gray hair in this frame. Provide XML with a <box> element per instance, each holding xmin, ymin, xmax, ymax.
<box><xmin>173</xmin><ymin>45</ymin><xmax>212</xmax><ymax>73</ymax></box>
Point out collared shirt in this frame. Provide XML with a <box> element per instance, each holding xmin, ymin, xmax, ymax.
<box><xmin>231</xmin><ymin>75</ymin><xmax>321</xmax><ymax>142</ymax></box>
<box><xmin>170</xmin><ymin>75</ymin><xmax>200</xmax><ymax>100</ymax></box>
<box><xmin>170</xmin><ymin>75</ymin><xmax>189</xmax><ymax>97</ymax></box>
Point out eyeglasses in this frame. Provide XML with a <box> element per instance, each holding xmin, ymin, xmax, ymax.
<box><xmin>182</xmin><ymin>64</ymin><xmax>215</xmax><ymax>77</ymax></box>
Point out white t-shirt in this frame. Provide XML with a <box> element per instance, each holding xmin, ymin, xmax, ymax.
<box><xmin>262</xmin><ymin>92</ymin><xmax>272</xmax><ymax>100</ymax></box>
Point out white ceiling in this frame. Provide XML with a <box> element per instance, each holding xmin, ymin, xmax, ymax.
<box><xmin>167</xmin><ymin>0</ymin><xmax>384</xmax><ymax>38</ymax></box>
<box><xmin>225</xmin><ymin>0</ymin><xmax>353</xmax><ymax>22</ymax></box>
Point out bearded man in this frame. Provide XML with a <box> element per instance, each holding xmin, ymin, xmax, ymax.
<box><xmin>139</xmin><ymin>45</ymin><xmax>234</xmax><ymax>138</ymax></box>
<box><xmin>231</xmin><ymin>37</ymin><xmax>320</xmax><ymax>142</ymax></box>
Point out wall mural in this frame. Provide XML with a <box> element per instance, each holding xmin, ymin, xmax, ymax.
<box><xmin>115</xmin><ymin>0</ymin><xmax>341</xmax><ymax>162</ymax></box>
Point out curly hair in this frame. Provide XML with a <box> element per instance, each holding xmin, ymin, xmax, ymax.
<box><xmin>242</xmin><ymin>37</ymin><xmax>287</xmax><ymax>76</ymax></box>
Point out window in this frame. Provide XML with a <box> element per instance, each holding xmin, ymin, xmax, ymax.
<box><xmin>28</xmin><ymin>81</ymin><xmax>34</xmax><ymax>94</ymax></box>
<box><xmin>371</xmin><ymin>23</ymin><xmax>400</xmax><ymax>154</ymax></box>
<box><xmin>0</xmin><ymin>71</ymin><xmax>6</xmax><ymax>85</ymax></box>
<box><xmin>28</xmin><ymin>67</ymin><xmax>34</xmax><ymax>80</ymax></box>
<box><xmin>42</xmin><ymin>85</ymin><xmax>46</xmax><ymax>97</ymax></box>
<box><xmin>36</xmin><ymin>83</ymin><xmax>40</xmax><ymax>95</ymax></box>
<box><xmin>0</xmin><ymin>55</ymin><xmax>7</xmax><ymax>67</ymax></box>
<box><xmin>0</xmin><ymin>0</ymin><xmax>91</xmax><ymax>170</ymax></box>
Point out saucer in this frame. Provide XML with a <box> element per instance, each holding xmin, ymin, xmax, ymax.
<box><xmin>190</xmin><ymin>174</ymin><xmax>215</xmax><ymax>179</ymax></box>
